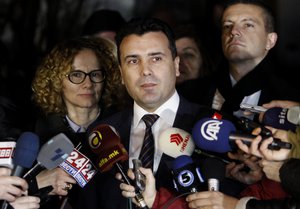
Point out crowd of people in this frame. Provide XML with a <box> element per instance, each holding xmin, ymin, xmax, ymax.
<box><xmin>1</xmin><ymin>0</ymin><xmax>300</xmax><ymax>209</ymax></box>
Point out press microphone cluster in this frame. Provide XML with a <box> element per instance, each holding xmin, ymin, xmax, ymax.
<box><xmin>88</xmin><ymin>124</ymin><xmax>149</xmax><ymax>209</ymax></box>
<box><xmin>192</xmin><ymin>118</ymin><xmax>292</xmax><ymax>153</ymax></box>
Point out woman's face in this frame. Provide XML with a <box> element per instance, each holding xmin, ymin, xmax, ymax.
<box><xmin>62</xmin><ymin>49</ymin><xmax>104</xmax><ymax>111</ymax></box>
<box><xmin>175</xmin><ymin>37</ymin><xmax>203</xmax><ymax>84</ymax></box>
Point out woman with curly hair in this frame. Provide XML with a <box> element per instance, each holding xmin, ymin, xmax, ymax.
<box><xmin>30</xmin><ymin>36</ymin><xmax>129</xmax><ymax>208</ymax></box>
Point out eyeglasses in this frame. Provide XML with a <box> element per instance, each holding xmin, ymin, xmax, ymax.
<box><xmin>66</xmin><ymin>70</ymin><xmax>105</xmax><ymax>84</ymax></box>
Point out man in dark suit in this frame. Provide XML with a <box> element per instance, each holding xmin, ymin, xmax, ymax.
<box><xmin>80</xmin><ymin>17</ymin><xmax>221</xmax><ymax>209</ymax></box>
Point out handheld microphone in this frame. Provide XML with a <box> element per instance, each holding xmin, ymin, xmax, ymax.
<box><xmin>11</xmin><ymin>132</ymin><xmax>40</xmax><ymax>177</ymax></box>
<box><xmin>287</xmin><ymin>106</ymin><xmax>300</xmax><ymax>125</ymax></box>
<box><xmin>201</xmin><ymin>157</ymin><xmax>225</xmax><ymax>191</ymax></box>
<box><xmin>88</xmin><ymin>124</ymin><xmax>149</xmax><ymax>209</ymax></box>
<box><xmin>192</xmin><ymin>118</ymin><xmax>292</xmax><ymax>153</ymax></box>
<box><xmin>0</xmin><ymin>140</ymin><xmax>16</xmax><ymax>169</ymax></box>
<box><xmin>23</xmin><ymin>133</ymin><xmax>74</xmax><ymax>181</ymax></box>
<box><xmin>262</xmin><ymin>107</ymin><xmax>296</xmax><ymax>131</ymax></box>
<box><xmin>158</xmin><ymin>127</ymin><xmax>195</xmax><ymax>158</ymax></box>
<box><xmin>1</xmin><ymin>132</ymin><xmax>39</xmax><ymax>209</ymax></box>
<box><xmin>171</xmin><ymin>155</ymin><xmax>204</xmax><ymax>194</ymax></box>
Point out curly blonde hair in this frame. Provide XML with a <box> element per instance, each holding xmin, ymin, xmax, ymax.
<box><xmin>32</xmin><ymin>37</ymin><xmax>123</xmax><ymax>114</ymax></box>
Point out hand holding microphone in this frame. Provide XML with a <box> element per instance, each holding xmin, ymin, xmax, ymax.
<box><xmin>235</xmin><ymin>127</ymin><xmax>291</xmax><ymax>161</ymax></box>
<box><xmin>1</xmin><ymin>132</ymin><xmax>40</xmax><ymax>209</ymax></box>
<box><xmin>192</xmin><ymin>118</ymin><xmax>292</xmax><ymax>154</ymax></box>
<box><xmin>0</xmin><ymin>167</ymin><xmax>28</xmax><ymax>202</ymax></box>
<box><xmin>88</xmin><ymin>124</ymin><xmax>149</xmax><ymax>209</ymax></box>
<box><xmin>118</xmin><ymin>167</ymin><xmax>157</xmax><ymax>209</ymax></box>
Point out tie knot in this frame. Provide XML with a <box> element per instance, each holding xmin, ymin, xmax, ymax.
<box><xmin>142</xmin><ymin>114</ymin><xmax>159</xmax><ymax>128</ymax></box>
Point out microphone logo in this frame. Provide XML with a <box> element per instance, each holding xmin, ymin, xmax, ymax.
<box><xmin>278</xmin><ymin>108</ymin><xmax>288</xmax><ymax>125</ymax></box>
<box><xmin>177</xmin><ymin>170</ymin><xmax>194</xmax><ymax>187</ymax></box>
<box><xmin>170</xmin><ymin>133</ymin><xmax>183</xmax><ymax>145</ymax></box>
<box><xmin>200</xmin><ymin>119</ymin><xmax>222</xmax><ymax>141</ymax></box>
<box><xmin>88</xmin><ymin>131</ymin><xmax>103</xmax><ymax>149</ymax></box>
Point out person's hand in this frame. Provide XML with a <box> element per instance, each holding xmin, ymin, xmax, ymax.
<box><xmin>236</xmin><ymin>127</ymin><xmax>291</xmax><ymax>161</ymax></box>
<box><xmin>117</xmin><ymin>167</ymin><xmax>157</xmax><ymax>208</ymax></box>
<box><xmin>262</xmin><ymin>100</ymin><xmax>300</xmax><ymax>109</ymax></box>
<box><xmin>259</xmin><ymin>159</ymin><xmax>283</xmax><ymax>182</ymax></box>
<box><xmin>9</xmin><ymin>196</ymin><xmax>40</xmax><ymax>209</ymax></box>
<box><xmin>36</xmin><ymin>167</ymin><xmax>76</xmax><ymax>196</ymax></box>
<box><xmin>186</xmin><ymin>191</ymin><xmax>238</xmax><ymax>209</ymax></box>
<box><xmin>0</xmin><ymin>167</ymin><xmax>28</xmax><ymax>202</ymax></box>
<box><xmin>259</xmin><ymin>100</ymin><xmax>300</xmax><ymax>122</ymax></box>
<box><xmin>226</xmin><ymin>153</ymin><xmax>263</xmax><ymax>185</ymax></box>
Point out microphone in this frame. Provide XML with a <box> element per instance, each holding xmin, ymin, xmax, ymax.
<box><xmin>287</xmin><ymin>106</ymin><xmax>300</xmax><ymax>125</ymax></box>
<box><xmin>192</xmin><ymin>118</ymin><xmax>292</xmax><ymax>153</ymax></box>
<box><xmin>88</xmin><ymin>124</ymin><xmax>149</xmax><ymax>209</ymax></box>
<box><xmin>171</xmin><ymin>155</ymin><xmax>204</xmax><ymax>194</ymax></box>
<box><xmin>23</xmin><ymin>133</ymin><xmax>74</xmax><ymax>181</ymax></box>
<box><xmin>201</xmin><ymin>157</ymin><xmax>225</xmax><ymax>191</ymax></box>
<box><xmin>158</xmin><ymin>127</ymin><xmax>195</xmax><ymax>158</ymax></box>
<box><xmin>11</xmin><ymin>132</ymin><xmax>40</xmax><ymax>177</ymax></box>
<box><xmin>0</xmin><ymin>140</ymin><xmax>16</xmax><ymax>169</ymax></box>
<box><xmin>262</xmin><ymin>107</ymin><xmax>296</xmax><ymax>131</ymax></box>
<box><xmin>88</xmin><ymin>124</ymin><xmax>128</xmax><ymax>172</ymax></box>
<box><xmin>1</xmin><ymin>132</ymin><xmax>39</xmax><ymax>209</ymax></box>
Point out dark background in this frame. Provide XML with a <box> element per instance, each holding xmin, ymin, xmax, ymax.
<box><xmin>0</xmin><ymin>0</ymin><xmax>299</xmax><ymax>109</ymax></box>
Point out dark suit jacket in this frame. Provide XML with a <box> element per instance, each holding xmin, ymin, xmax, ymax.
<box><xmin>214</xmin><ymin>55</ymin><xmax>300</xmax><ymax>118</ymax></box>
<box><xmin>74</xmin><ymin>96</ymin><xmax>216</xmax><ymax>209</ymax></box>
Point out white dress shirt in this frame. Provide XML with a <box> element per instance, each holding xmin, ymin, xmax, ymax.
<box><xmin>129</xmin><ymin>91</ymin><xmax>180</xmax><ymax>173</ymax></box>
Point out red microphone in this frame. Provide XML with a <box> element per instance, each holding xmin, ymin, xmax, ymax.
<box><xmin>88</xmin><ymin>124</ymin><xmax>149</xmax><ymax>209</ymax></box>
<box><xmin>88</xmin><ymin>124</ymin><xmax>128</xmax><ymax>172</ymax></box>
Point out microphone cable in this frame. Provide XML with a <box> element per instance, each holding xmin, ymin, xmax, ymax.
<box><xmin>162</xmin><ymin>192</ymin><xmax>192</xmax><ymax>209</ymax></box>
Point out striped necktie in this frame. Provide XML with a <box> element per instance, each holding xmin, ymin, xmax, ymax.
<box><xmin>139</xmin><ymin>114</ymin><xmax>159</xmax><ymax>170</ymax></box>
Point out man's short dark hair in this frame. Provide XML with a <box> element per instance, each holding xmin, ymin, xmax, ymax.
<box><xmin>224</xmin><ymin>0</ymin><xmax>276</xmax><ymax>33</ymax></box>
<box><xmin>115</xmin><ymin>17</ymin><xmax>177</xmax><ymax>64</ymax></box>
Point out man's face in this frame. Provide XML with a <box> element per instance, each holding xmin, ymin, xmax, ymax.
<box><xmin>119</xmin><ymin>32</ymin><xmax>180</xmax><ymax>112</ymax></box>
<box><xmin>221</xmin><ymin>3</ymin><xmax>276</xmax><ymax>63</ymax></box>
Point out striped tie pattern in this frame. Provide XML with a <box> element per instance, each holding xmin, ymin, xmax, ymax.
<box><xmin>139</xmin><ymin>114</ymin><xmax>159</xmax><ymax>170</ymax></box>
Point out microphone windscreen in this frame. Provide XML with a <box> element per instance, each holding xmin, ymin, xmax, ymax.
<box><xmin>192</xmin><ymin>118</ymin><xmax>236</xmax><ymax>153</ymax></box>
<box><xmin>158</xmin><ymin>127</ymin><xmax>195</xmax><ymax>158</ymax></box>
<box><xmin>263</xmin><ymin>107</ymin><xmax>296</xmax><ymax>131</ymax></box>
<box><xmin>37</xmin><ymin>133</ymin><xmax>74</xmax><ymax>169</ymax></box>
<box><xmin>287</xmin><ymin>106</ymin><xmax>300</xmax><ymax>125</ymax></box>
<box><xmin>13</xmin><ymin>132</ymin><xmax>39</xmax><ymax>168</ymax></box>
<box><xmin>88</xmin><ymin>124</ymin><xmax>128</xmax><ymax>172</ymax></box>
<box><xmin>171</xmin><ymin>155</ymin><xmax>193</xmax><ymax>171</ymax></box>
<box><xmin>201</xmin><ymin>157</ymin><xmax>225</xmax><ymax>181</ymax></box>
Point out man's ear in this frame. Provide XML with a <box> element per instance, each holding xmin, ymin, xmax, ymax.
<box><xmin>266</xmin><ymin>32</ymin><xmax>278</xmax><ymax>50</ymax></box>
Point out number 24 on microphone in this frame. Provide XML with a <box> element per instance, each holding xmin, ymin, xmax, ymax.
<box><xmin>59</xmin><ymin>149</ymin><xmax>98</xmax><ymax>187</ymax></box>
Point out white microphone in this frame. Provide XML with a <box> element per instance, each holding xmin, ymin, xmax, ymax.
<box><xmin>287</xmin><ymin>106</ymin><xmax>300</xmax><ymax>125</ymax></box>
<box><xmin>0</xmin><ymin>140</ymin><xmax>16</xmax><ymax>169</ymax></box>
<box><xmin>158</xmin><ymin>127</ymin><xmax>195</xmax><ymax>158</ymax></box>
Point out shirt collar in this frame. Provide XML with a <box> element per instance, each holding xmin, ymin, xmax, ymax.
<box><xmin>132</xmin><ymin>91</ymin><xmax>179</xmax><ymax>128</ymax></box>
